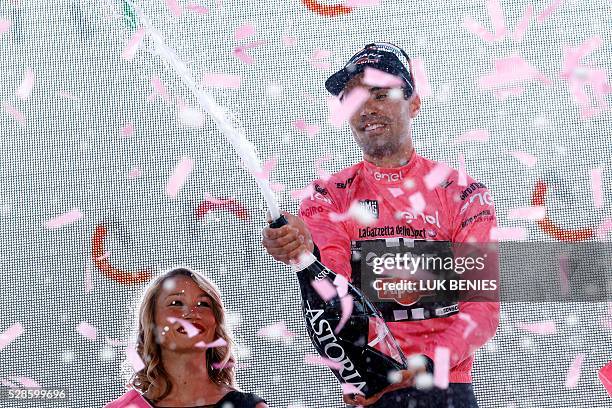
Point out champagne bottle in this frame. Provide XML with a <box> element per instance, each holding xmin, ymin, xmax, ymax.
<box><xmin>270</xmin><ymin>215</ymin><xmax>408</xmax><ymax>397</ymax></box>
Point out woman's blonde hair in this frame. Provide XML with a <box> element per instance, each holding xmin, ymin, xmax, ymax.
<box><xmin>129</xmin><ymin>267</ymin><xmax>235</xmax><ymax>402</ymax></box>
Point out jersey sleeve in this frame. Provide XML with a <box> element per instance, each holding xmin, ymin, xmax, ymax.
<box><xmin>298</xmin><ymin>181</ymin><xmax>353</xmax><ymax>280</ymax></box>
<box><xmin>423</xmin><ymin>174</ymin><xmax>500</xmax><ymax>368</ymax></box>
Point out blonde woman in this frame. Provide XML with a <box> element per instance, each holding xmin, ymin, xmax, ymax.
<box><xmin>106</xmin><ymin>267</ymin><xmax>267</xmax><ymax>408</ymax></box>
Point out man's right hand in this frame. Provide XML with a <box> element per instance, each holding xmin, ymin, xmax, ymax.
<box><xmin>262</xmin><ymin>211</ymin><xmax>314</xmax><ymax>265</ymax></box>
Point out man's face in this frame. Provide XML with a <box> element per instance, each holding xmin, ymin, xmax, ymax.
<box><xmin>343</xmin><ymin>73</ymin><xmax>420</xmax><ymax>159</ymax></box>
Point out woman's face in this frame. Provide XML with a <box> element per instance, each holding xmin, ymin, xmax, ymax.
<box><xmin>154</xmin><ymin>276</ymin><xmax>217</xmax><ymax>350</ymax></box>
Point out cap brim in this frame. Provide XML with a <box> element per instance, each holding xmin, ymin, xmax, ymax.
<box><xmin>325</xmin><ymin>65</ymin><xmax>366</xmax><ymax>96</ymax></box>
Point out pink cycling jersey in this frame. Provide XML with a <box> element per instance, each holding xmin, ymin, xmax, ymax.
<box><xmin>298</xmin><ymin>151</ymin><xmax>500</xmax><ymax>383</ymax></box>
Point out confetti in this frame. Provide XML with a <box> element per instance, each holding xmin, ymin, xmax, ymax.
<box><xmin>311</xmin><ymin>279</ymin><xmax>337</xmax><ymax>302</ymax></box>
<box><xmin>167</xmin><ymin>317</ymin><xmax>200</xmax><ymax>337</ymax></box>
<box><xmin>455</xmin><ymin>129</ymin><xmax>490</xmax><ymax>143</ymax></box>
<box><xmin>150</xmin><ymin>75</ymin><xmax>171</xmax><ymax>102</ymax></box>
<box><xmin>76</xmin><ymin>322</ymin><xmax>97</xmax><ymax>341</ymax></box>
<box><xmin>507</xmin><ymin>206</ymin><xmax>545</xmax><ymax>220</ymax></box>
<box><xmin>334</xmin><ymin>295</ymin><xmax>353</xmax><ymax>334</ymax></box>
<box><xmin>595</xmin><ymin>218</ymin><xmax>612</xmax><ymax>239</ymax></box>
<box><xmin>254</xmin><ymin>156</ymin><xmax>278</xmax><ymax>180</ymax></box>
<box><xmin>257</xmin><ymin>321</ymin><xmax>295</xmax><ymax>338</ymax></box>
<box><xmin>165</xmin><ymin>0</ymin><xmax>182</xmax><ymax>17</ymax></box>
<box><xmin>234</xmin><ymin>23</ymin><xmax>255</xmax><ymax>41</ymax></box>
<box><xmin>2</xmin><ymin>102</ymin><xmax>25</xmax><ymax>124</ymax></box>
<box><xmin>341</xmin><ymin>382</ymin><xmax>365</xmax><ymax>396</ymax></box>
<box><xmin>186</xmin><ymin>3</ymin><xmax>209</xmax><ymax>14</ymax></box>
<box><xmin>565</xmin><ymin>353</ymin><xmax>584</xmax><ymax>388</ymax></box>
<box><xmin>458</xmin><ymin>313</ymin><xmax>478</xmax><ymax>339</ymax></box>
<box><xmin>409</xmin><ymin>192</ymin><xmax>426</xmax><ymax>213</ymax></box>
<box><xmin>388</xmin><ymin>187</ymin><xmax>404</xmax><ymax>198</ymax></box>
<box><xmin>478</xmin><ymin>54</ymin><xmax>550</xmax><ymax>89</ymax></box>
<box><xmin>412</xmin><ymin>58</ymin><xmax>432</xmax><ymax>98</ymax></box>
<box><xmin>165</xmin><ymin>157</ymin><xmax>194</xmax><ymax>199</ymax></box>
<box><xmin>433</xmin><ymin>346</ymin><xmax>450</xmax><ymax>389</ymax></box>
<box><xmin>121</xmin><ymin>27</ymin><xmax>145</xmax><ymax>61</ymax></box>
<box><xmin>201</xmin><ymin>73</ymin><xmax>242</xmax><ymax>89</ymax></box>
<box><xmin>510</xmin><ymin>4</ymin><xmax>533</xmax><ymax>42</ymax></box>
<box><xmin>84</xmin><ymin>267</ymin><xmax>93</xmax><ymax>293</ymax></box>
<box><xmin>462</xmin><ymin>16</ymin><xmax>495</xmax><ymax>42</ymax></box>
<box><xmin>314</xmin><ymin>155</ymin><xmax>333</xmax><ymax>181</ymax></box>
<box><xmin>518</xmin><ymin>321</ymin><xmax>557</xmax><ymax>335</ymax></box>
<box><xmin>126</xmin><ymin>345</ymin><xmax>145</xmax><ymax>372</ymax></box>
<box><xmin>509</xmin><ymin>151</ymin><xmax>537</xmax><ymax>167</ymax></box>
<box><xmin>457</xmin><ymin>154</ymin><xmax>468</xmax><ymax>187</ymax></box>
<box><xmin>16</xmin><ymin>68</ymin><xmax>35</xmax><ymax>100</ymax></box>
<box><xmin>598</xmin><ymin>361</ymin><xmax>612</xmax><ymax>397</ymax></box>
<box><xmin>330</xmin><ymin>201</ymin><xmax>376</xmax><ymax>226</ymax></box>
<box><xmin>0</xmin><ymin>19</ymin><xmax>11</xmax><ymax>35</ymax></box>
<box><xmin>292</xmin><ymin>119</ymin><xmax>320</xmax><ymax>137</ymax></box>
<box><xmin>328</xmin><ymin>87</ymin><xmax>369</xmax><ymax>128</ymax></box>
<box><xmin>362</xmin><ymin>67</ymin><xmax>404</xmax><ymax>88</ymax></box>
<box><xmin>0</xmin><ymin>322</ymin><xmax>24</xmax><ymax>351</ymax></box>
<box><xmin>590</xmin><ymin>168</ymin><xmax>603</xmax><ymax>208</ymax></box>
<box><xmin>10</xmin><ymin>377</ymin><xmax>40</xmax><ymax>388</ymax></box>
<box><xmin>195</xmin><ymin>196</ymin><xmax>249</xmax><ymax>221</ymax></box>
<box><xmin>232</xmin><ymin>40</ymin><xmax>266</xmax><ymax>65</ymax></box>
<box><xmin>490</xmin><ymin>227</ymin><xmax>527</xmax><ymax>241</ymax></box>
<box><xmin>345</xmin><ymin>0</ymin><xmax>380</xmax><ymax>6</ymax></box>
<box><xmin>94</xmin><ymin>251</ymin><xmax>110</xmax><ymax>261</ymax></box>
<box><xmin>44</xmin><ymin>208</ymin><xmax>83</xmax><ymax>229</ymax></box>
<box><xmin>486</xmin><ymin>0</ymin><xmax>506</xmax><ymax>40</ymax></box>
<box><xmin>177</xmin><ymin>106</ymin><xmax>204</xmax><ymax>128</ymax></box>
<box><xmin>424</xmin><ymin>162</ymin><xmax>452</xmax><ymax>190</ymax></box>
<box><xmin>304</xmin><ymin>354</ymin><xmax>342</xmax><ymax>370</ymax></box>
<box><xmin>333</xmin><ymin>274</ymin><xmax>349</xmax><ymax>298</ymax></box>
<box><xmin>120</xmin><ymin>122</ymin><xmax>135</xmax><ymax>137</ymax></box>
<box><xmin>537</xmin><ymin>0</ymin><xmax>563</xmax><ymax>24</ymax></box>
<box><xmin>291</xmin><ymin>185</ymin><xmax>314</xmax><ymax>201</ymax></box>
<box><xmin>195</xmin><ymin>338</ymin><xmax>227</xmax><ymax>349</ymax></box>
<box><xmin>560</xmin><ymin>36</ymin><xmax>603</xmax><ymax>79</ymax></box>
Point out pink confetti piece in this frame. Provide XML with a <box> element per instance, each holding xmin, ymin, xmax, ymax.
<box><xmin>186</xmin><ymin>3</ymin><xmax>209</xmax><ymax>14</ymax></box>
<box><xmin>518</xmin><ymin>321</ymin><xmax>557</xmax><ymax>335</ymax></box>
<box><xmin>478</xmin><ymin>54</ymin><xmax>550</xmax><ymax>90</ymax></box>
<box><xmin>165</xmin><ymin>0</ymin><xmax>182</xmax><ymax>17</ymax></box>
<box><xmin>560</xmin><ymin>36</ymin><xmax>603</xmax><ymax>79</ymax></box>
<box><xmin>456</xmin><ymin>129</ymin><xmax>490</xmax><ymax>143</ymax></box>
<box><xmin>565</xmin><ymin>353</ymin><xmax>584</xmax><ymax>388</ymax></box>
<box><xmin>590</xmin><ymin>168</ymin><xmax>603</xmax><ymax>208</ymax></box>
<box><xmin>328</xmin><ymin>87</ymin><xmax>369</xmax><ymax>128</ymax></box>
<box><xmin>599</xmin><ymin>361</ymin><xmax>612</xmax><ymax>397</ymax></box>
<box><xmin>334</xmin><ymin>295</ymin><xmax>353</xmax><ymax>334</ymax></box>
<box><xmin>457</xmin><ymin>154</ymin><xmax>467</xmax><ymax>187</ymax></box>
<box><xmin>409</xmin><ymin>192</ymin><xmax>426</xmax><ymax>213</ymax></box>
<box><xmin>536</xmin><ymin>0</ymin><xmax>563</xmax><ymax>24</ymax></box>
<box><xmin>281</xmin><ymin>35</ymin><xmax>297</xmax><ymax>46</ymax></box>
<box><xmin>304</xmin><ymin>354</ymin><xmax>342</xmax><ymax>370</ymax></box>
<box><xmin>2</xmin><ymin>102</ymin><xmax>25</xmax><ymax>124</ymax></box>
<box><xmin>424</xmin><ymin>162</ymin><xmax>452</xmax><ymax>190</ymax></box>
<box><xmin>458</xmin><ymin>313</ymin><xmax>478</xmax><ymax>339</ymax></box>
<box><xmin>201</xmin><ymin>73</ymin><xmax>242</xmax><ymax>89</ymax></box>
<box><xmin>559</xmin><ymin>253</ymin><xmax>569</xmax><ymax>295</ymax></box>
<box><xmin>167</xmin><ymin>317</ymin><xmax>200</xmax><ymax>337</ymax></box>
<box><xmin>44</xmin><ymin>208</ymin><xmax>83</xmax><ymax>229</ymax></box>
<box><xmin>291</xmin><ymin>185</ymin><xmax>315</xmax><ymax>201</ymax></box>
<box><xmin>314</xmin><ymin>155</ymin><xmax>333</xmax><ymax>181</ymax></box>
<box><xmin>150</xmin><ymin>75</ymin><xmax>171</xmax><ymax>102</ymax></box>
<box><xmin>311</xmin><ymin>279</ymin><xmax>337</xmax><ymax>302</ymax></box>
<box><xmin>310</xmin><ymin>60</ymin><xmax>331</xmax><ymax>71</ymax></box>
<box><xmin>76</xmin><ymin>321</ymin><xmax>97</xmax><ymax>341</ymax></box>
<box><xmin>511</xmin><ymin>4</ymin><xmax>533</xmax><ymax>42</ymax></box>
<box><xmin>362</xmin><ymin>67</ymin><xmax>404</xmax><ymax>88</ymax></box>
<box><xmin>253</xmin><ymin>156</ymin><xmax>277</xmax><ymax>180</ymax></box>
<box><xmin>507</xmin><ymin>206</ymin><xmax>545</xmax><ymax>220</ymax></box>
<box><xmin>311</xmin><ymin>49</ymin><xmax>331</xmax><ymax>60</ymax></box>
<box><xmin>58</xmin><ymin>90</ymin><xmax>78</xmax><ymax>100</ymax></box>
<box><xmin>595</xmin><ymin>218</ymin><xmax>612</xmax><ymax>239</ymax></box>
<box><xmin>509</xmin><ymin>151</ymin><xmax>537</xmax><ymax>168</ymax></box>
<box><xmin>412</xmin><ymin>58</ymin><xmax>432</xmax><ymax>98</ymax></box>
<box><xmin>341</xmin><ymin>382</ymin><xmax>365</xmax><ymax>396</ymax></box>
<box><xmin>120</xmin><ymin>122</ymin><xmax>135</xmax><ymax>137</ymax></box>
<box><xmin>257</xmin><ymin>321</ymin><xmax>295</xmax><ymax>338</ymax></box>
<box><xmin>126</xmin><ymin>345</ymin><xmax>145</xmax><ymax>372</ymax></box>
<box><xmin>0</xmin><ymin>19</ymin><xmax>11</xmax><ymax>35</ymax></box>
<box><xmin>121</xmin><ymin>27</ymin><xmax>145</xmax><ymax>61</ymax></box>
<box><xmin>84</xmin><ymin>267</ymin><xmax>93</xmax><ymax>293</ymax></box>
<box><xmin>388</xmin><ymin>187</ymin><xmax>404</xmax><ymax>198</ymax></box>
<box><xmin>233</xmin><ymin>48</ymin><xmax>254</xmax><ymax>64</ymax></box>
<box><xmin>195</xmin><ymin>337</ymin><xmax>227</xmax><ymax>349</ymax></box>
<box><xmin>345</xmin><ymin>0</ymin><xmax>380</xmax><ymax>6</ymax></box>
<box><xmin>16</xmin><ymin>68</ymin><xmax>35</xmax><ymax>100</ymax></box>
<box><xmin>11</xmin><ymin>377</ymin><xmax>40</xmax><ymax>388</ymax></box>
<box><xmin>490</xmin><ymin>227</ymin><xmax>527</xmax><ymax>241</ymax></box>
<box><xmin>166</xmin><ymin>156</ymin><xmax>194</xmax><ymax>199</ymax></box>
<box><xmin>292</xmin><ymin>119</ymin><xmax>320</xmax><ymax>137</ymax></box>
<box><xmin>486</xmin><ymin>0</ymin><xmax>506</xmax><ymax>40</ymax></box>
<box><xmin>462</xmin><ymin>16</ymin><xmax>495</xmax><ymax>42</ymax></box>
<box><xmin>333</xmin><ymin>275</ymin><xmax>349</xmax><ymax>298</ymax></box>
<box><xmin>0</xmin><ymin>322</ymin><xmax>24</xmax><ymax>351</ymax></box>
<box><xmin>127</xmin><ymin>167</ymin><xmax>142</xmax><ymax>179</ymax></box>
<box><xmin>94</xmin><ymin>251</ymin><xmax>110</xmax><ymax>261</ymax></box>
<box><xmin>434</xmin><ymin>346</ymin><xmax>450</xmax><ymax>389</ymax></box>
<box><xmin>234</xmin><ymin>23</ymin><xmax>255</xmax><ymax>41</ymax></box>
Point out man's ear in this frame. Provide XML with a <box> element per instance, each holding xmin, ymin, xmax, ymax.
<box><xmin>409</xmin><ymin>93</ymin><xmax>421</xmax><ymax>118</ymax></box>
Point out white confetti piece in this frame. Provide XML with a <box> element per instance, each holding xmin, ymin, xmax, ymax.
<box><xmin>84</xmin><ymin>267</ymin><xmax>93</xmax><ymax>293</ymax></box>
<box><xmin>412</xmin><ymin>58</ymin><xmax>432</xmax><ymax>98</ymax></box>
<box><xmin>94</xmin><ymin>251</ymin><xmax>110</xmax><ymax>261</ymax></box>
<box><xmin>565</xmin><ymin>353</ymin><xmax>584</xmax><ymax>388</ymax></box>
<box><xmin>388</xmin><ymin>187</ymin><xmax>404</xmax><ymax>198</ymax></box>
<box><xmin>334</xmin><ymin>295</ymin><xmax>353</xmax><ymax>334</ymax></box>
<box><xmin>291</xmin><ymin>185</ymin><xmax>314</xmax><ymax>201</ymax></box>
<box><xmin>333</xmin><ymin>275</ymin><xmax>349</xmax><ymax>298</ymax></box>
<box><xmin>458</xmin><ymin>313</ymin><xmax>478</xmax><ymax>339</ymax></box>
<box><xmin>257</xmin><ymin>321</ymin><xmax>295</xmax><ymax>338</ymax></box>
<box><xmin>0</xmin><ymin>322</ymin><xmax>24</xmax><ymax>351</ymax></box>
<box><xmin>304</xmin><ymin>354</ymin><xmax>342</xmax><ymax>370</ymax></box>
<box><xmin>44</xmin><ymin>209</ymin><xmax>83</xmax><ymax>229</ymax></box>
<box><xmin>126</xmin><ymin>345</ymin><xmax>145</xmax><ymax>372</ymax></box>
<box><xmin>424</xmin><ymin>162</ymin><xmax>452</xmax><ymax>190</ymax></box>
<box><xmin>328</xmin><ymin>87</ymin><xmax>369</xmax><ymax>128</ymax></box>
<box><xmin>518</xmin><ymin>321</ymin><xmax>556</xmax><ymax>335</ymax></box>
<box><xmin>456</xmin><ymin>129</ymin><xmax>490</xmax><ymax>143</ymax></box>
<box><xmin>479</xmin><ymin>54</ymin><xmax>550</xmax><ymax>89</ymax></box>
<box><xmin>121</xmin><ymin>27</ymin><xmax>145</xmax><ymax>61</ymax></box>
<box><xmin>341</xmin><ymin>382</ymin><xmax>365</xmax><ymax>396</ymax></box>
<box><xmin>16</xmin><ymin>68</ymin><xmax>35</xmax><ymax>100</ymax></box>
<box><xmin>490</xmin><ymin>227</ymin><xmax>527</xmax><ymax>241</ymax></box>
<box><xmin>590</xmin><ymin>168</ymin><xmax>603</xmax><ymax>208</ymax></box>
<box><xmin>177</xmin><ymin>106</ymin><xmax>204</xmax><ymax>128</ymax></box>
<box><xmin>345</xmin><ymin>0</ymin><xmax>380</xmax><ymax>6</ymax></box>
<box><xmin>434</xmin><ymin>346</ymin><xmax>450</xmax><ymax>389</ymax></box>
<box><xmin>201</xmin><ymin>73</ymin><xmax>242</xmax><ymax>89</ymax></box>
<box><xmin>362</xmin><ymin>67</ymin><xmax>404</xmax><ymax>88</ymax></box>
<box><xmin>507</xmin><ymin>206</ymin><xmax>545</xmax><ymax>220</ymax></box>
<box><xmin>234</xmin><ymin>23</ymin><xmax>255</xmax><ymax>41</ymax></box>
<box><xmin>595</xmin><ymin>218</ymin><xmax>612</xmax><ymax>239</ymax></box>
<box><xmin>76</xmin><ymin>322</ymin><xmax>97</xmax><ymax>341</ymax></box>
<box><xmin>165</xmin><ymin>157</ymin><xmax>194</xmax><ymax>199</ymax></box>
<box><xmin>167</xmin><ymin>317</ymin><xmax>200</xmax><ymax>337</ymax></box>
<box><xmin>457</xmin><ymin>154</ymin><xmax>467</xmax><ymax>186</ymax></box>
<box><xmin>409</xmin><ymin>192</ymin><xmax>426</xmax><ymax>213</ymax></box>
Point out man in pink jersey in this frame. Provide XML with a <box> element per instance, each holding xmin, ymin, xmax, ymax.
<box><xmin>263</xmin><ymin>42</ymin><xmax>499</xmax><ymax>407</ymax></box>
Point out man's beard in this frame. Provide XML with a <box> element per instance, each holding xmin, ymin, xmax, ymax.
<box><xmin>355</xmin><ymin>133</ymin><xmax>405</xmax><ymax>158</ymax></box>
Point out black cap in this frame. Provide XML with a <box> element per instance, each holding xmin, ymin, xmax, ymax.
<box><xmin>325</xmin><ymin>42</ymin><xmax>415</xmax><ymax>98</ymax></box>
